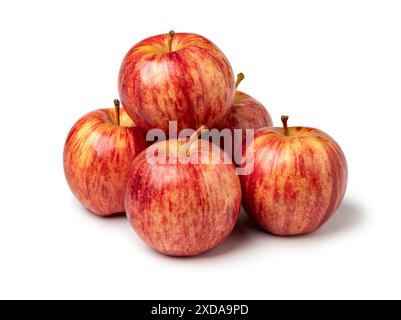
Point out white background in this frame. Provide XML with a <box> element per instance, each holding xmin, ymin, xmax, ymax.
<box><xmin>0</xmin><ymin>0</ymin><xmax>400</xmax><ymax>300</ymax></box>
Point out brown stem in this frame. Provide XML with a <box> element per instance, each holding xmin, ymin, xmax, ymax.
<box><xmin>235</xmin><ymin>73</ymin><xmax>245</xmax><ymax>89</ymax></box>
<box><xmin>185</xmin><ymin>125</ymin><xmax>207</xmax><ymax>156</ymax></box>
<box><xmin>168</xmin><ymin>30</ymin><xmax>175</xmax><ymax>53</ymax></box>
<box><xmin>114</xmin><ymin>99</ymin><xmax>120</xmax><ymax>126</ymax></box>
<box><xmin>281</xmin><ymin>115</ymin><xmax>289</xmax><ymax>136</ymax></box>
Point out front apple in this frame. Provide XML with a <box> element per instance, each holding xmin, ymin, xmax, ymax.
<box><xmin>125</xmin><ymin>128</ymin><xmax>242</xmax><ymax>256</ymax></box>
<box><xmin>64</xmin><ymin>100</ymin><xmax>148</xmax><ymax>216</ymax></box>
<box><xmin>240</xmin><ymin>116</ymin><xmax>348</xmax><ymax>235</ymax></box>
<box><xmin>118</xmin><ymin>31</ymin><xmax>235</xmax><ymax>134</ymax></box>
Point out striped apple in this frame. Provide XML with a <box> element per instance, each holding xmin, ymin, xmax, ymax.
<box><xmin>216</xmin><ymin>73</ymin><xmax>273</xmax><ymax>136</ymax></box>
<box><xmin>215</xmin><ymin>73</ymin><xmax>273</xmax><ymax>162</ymax></box>
<box><xmin>125</xmin><ymin>127</ymin><xmax>242</xmax><ymax>256</ymax></box>
<box><xmin>118</xmin><ymin>31</ymin><xmax>235</xmax><ymax>133</ymax></box>
<box><xmin>64</xmin><ymin>100</ymin><xmax>148</xmax><ymax>216</ymax></box>
<box><xmin>240</xmin><ymin>116</ymin><xmax>347</xmax><ymax>235</ymax></box>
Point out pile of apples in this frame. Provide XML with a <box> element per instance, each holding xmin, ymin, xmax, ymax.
<box><xmin>64</xmin><ymin>31</ymin><xmax>348</xmax><ymax>257</ymax></box>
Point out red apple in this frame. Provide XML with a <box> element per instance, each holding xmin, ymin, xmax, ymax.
<box><xmin>240</xmin><ymin>116</ymin><xmax>347</xmax><ymax>235</ymax></box>
<box><xmin>216</xmin><ymin>73</ymin><xmax>273</xmax><ymax>135</ymax></box>
<box><xmin>118</xmin><ymin>31</ymin><xmax>235</xmax><ymax>133</ymax></box>
<box><xmin>215</xmin><ymin>73</ymin><xmax>273</xmax><ymax>163</ymax></box>
<box><xmin>64</xmin><ymin>100</ymin><xmax>148</xmax><ymax>216</ymax></box>
<box><xmin>125</xmin><ymin>127</ymin><xmax>242</xmax><ymax>256</ymax></box>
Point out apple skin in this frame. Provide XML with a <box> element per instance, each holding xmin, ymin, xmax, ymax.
<box><xmin>240</xmin><ymin>125</ymin><xmax>347</xmax><ymax>236</ymax></box>
<box><xmin>118</xmin><ymin>32</ymin><xmax>235</xmax><ymax>133</ymax></box>
<box><xmin>216</xmin><ymin>90</ymin><xmax>273</xmax><ymax>136</ymax></box>
<box><xmin>125</xmin><ymin>138</ymin><xmax>242</xmax><ymax>256</ymax></box>
<box><xmin>64</xmin><ymin>107</ymin><xmax>148</xmax><ymax>216</ymax></box>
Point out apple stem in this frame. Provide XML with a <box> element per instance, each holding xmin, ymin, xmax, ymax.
<box><xmin>185</xmin><ymin>125</ymin><xmax>208</xmax><ymax>156</ymax></box>
<box><xmin>114</xmin><ymin>99</ymin><xmax>120</xmax><ymax>126</ymax></box>
<box><xmin>235</xmin><ymin>73</ymin><xmax>245</xmax><ymax>89</ymax></box>
<box><xmin>281</xmin><ymin>115</ymin><xmax>289</xmax><ymax>136</ymax></box>
<box><xmin>168</xmin><ymin>30</ymin><xmax>175</xmax><ymax>53</ymax></box>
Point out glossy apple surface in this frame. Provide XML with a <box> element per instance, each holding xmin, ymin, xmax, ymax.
<box><xmin>64</xmin><ymin>102</ymin><xmax>148</xmax><ymax>216</ymax></box>
<box><xmin>118</xmin><ymin>31</ymin><xmax>235</xmax><ymax>133</ymax></box>
<box><xmin>125</xmin><ymin>131</ymin><xmax>241</xmax><ymax>256</ymax></box>
<box><xmin>240</xmin><ymin>116</ymin><xmax>347</xmax><ymax>235</ymax></box>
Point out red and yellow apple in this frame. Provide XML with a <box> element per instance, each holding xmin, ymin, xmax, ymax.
<box><xmin>64</xmin><ymin>100</ymin><xmax>148</xmax><ymax>216</ymax></box>
<box><xmin>215</xmin><ymin>73</ymin><xmax>273</xmax><ymax>162</ymax></box>
<box><xmin>240</xmin><ymin>116</ymin><xmax>347</xmax><ymax>235</ymax></box>
<box><xmin>118</xmin><ymin>31</ymin><xmax>235</xmax><ymax>133</ymax></box>
<box><xmin>125</xmin><ymin>127</ymin><xmax>242</xmax><ymax>256</ymax></box>
<box><xmin>216</xmin><ymin>73</ymin><xmax>273</xmax><ymax>136</ymax></box>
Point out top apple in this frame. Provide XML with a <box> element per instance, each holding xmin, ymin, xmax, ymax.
<box><xmin>118</xmin><ymin>31</ymin><xmax>235</xmax><ymax>133</ymax></box>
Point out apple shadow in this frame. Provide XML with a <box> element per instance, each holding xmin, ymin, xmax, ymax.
<box><xmin>70</xmin><ymin>194</ymin><xmax>364</xmax><ymax>259</ymax></box>
<box><xmin>196</xmin><ymin>199</ymin><xmax>364</xmax><ymax>258</ymax></box>
<box><xmin>311</xmin><ymin>199</ymin><xmax>365</xmax><ymax>238</ymax></box>
<box><xmin>94</xmin><ymin>211</ymin><xmax>127</xmax><ymax>220</ymax></box>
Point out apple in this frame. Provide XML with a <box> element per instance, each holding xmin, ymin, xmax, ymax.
<box><xmin>216</xmin><ymin>73</ymin><xmax>273</xmax><ymax>135</ymax></box>
<box><xmin>240</xmin><ymin>116</ymin><xmax>347</xmax><ymax>235</ymax></box>
<box><xmin>64</xmin><ymin>100</ymin><xmax>148</xmax><ymax>216</ymax></box>
<box><xmin>215</xmin><ymin>73</ymin><xmax>273</xmax><ymax>162</ymax></box>
<box><xmin>118</xmin><ymin>31</ymin><xmax>235</xmax><ymax>134</ymax></box>
<box><xmin>125</xmin><ymin>127</ymin><xmax>242</xmax><ymax>256</ymax></box>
